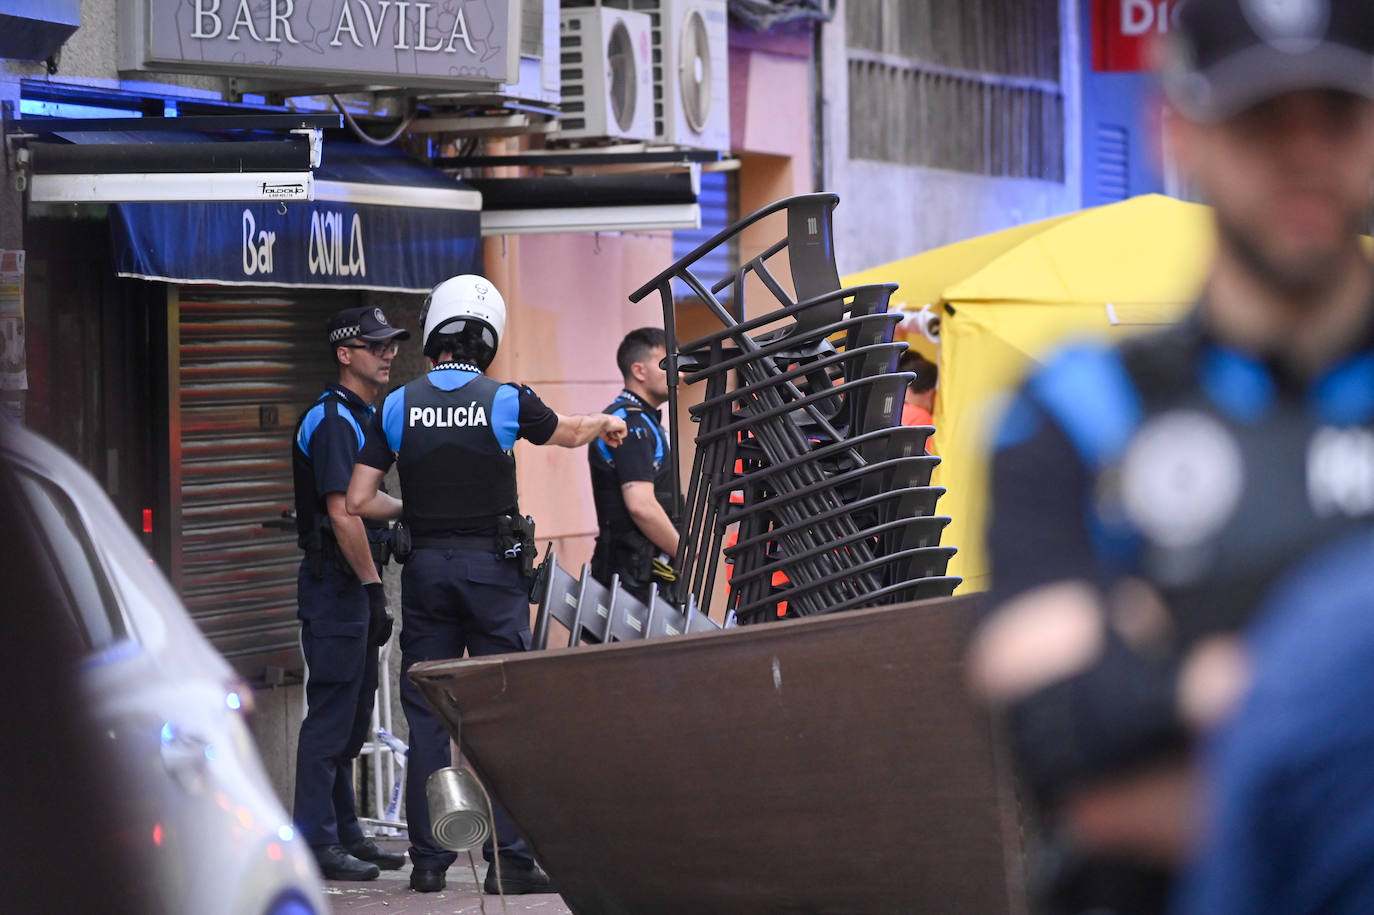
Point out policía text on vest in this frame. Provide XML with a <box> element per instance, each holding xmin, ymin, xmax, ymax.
<box><xmin>410</xmin><ymin>404</ymin><xmax>489</xmax><ymax>428</ymax></box>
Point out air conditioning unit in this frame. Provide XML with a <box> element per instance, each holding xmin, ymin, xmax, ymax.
<box><xmin>631</xmin><ymin>0</ymin><xmax>730</xmax><ymax>151</ymax></box>
<box><xmin>502</xmin><ymin>0</ymin><xmax>562</xmax><ymax>106</ymax></box>
<box><xmin>559</xmin><ymin>6</ymin><xmax>655</xmax><ymax>141</ymax></box>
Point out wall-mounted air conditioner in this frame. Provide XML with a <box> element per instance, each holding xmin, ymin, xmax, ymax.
<box><xmin>631</xmin><ymin>0</ymin><xmax>730</xmax><ymax>152</ymax></box>
<box><xmin>503</xmin><ymin>0</ymin><xmax>562</xmax><ymax>106</ymax></box>
<box><xmin>558</xmin><ymin>6</ymin><xmax>655</xmax><ymax>141</ymax></box>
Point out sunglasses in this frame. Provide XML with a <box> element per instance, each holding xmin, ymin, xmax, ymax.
<box><xmin>341</xmin><ymin>340</ymin><xmax>401</xmax><ymax>358</ymax></box>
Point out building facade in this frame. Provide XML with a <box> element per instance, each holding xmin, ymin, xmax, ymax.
<box><xmin>2</xmin><ymin>0</ymin><xmax>820</xmax><ymax>806</ymax></box>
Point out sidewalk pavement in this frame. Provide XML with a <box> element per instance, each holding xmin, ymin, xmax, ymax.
<box><xmin>324</xmin><ymin>838</ymin><xmax>571</xmax><ymax>914</ymax></box>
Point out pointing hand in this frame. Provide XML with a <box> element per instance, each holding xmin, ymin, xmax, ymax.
<box><xmin>602</xmin><ymin>414</ymin><xmax>628</xmax><ymax>447</ymax></box>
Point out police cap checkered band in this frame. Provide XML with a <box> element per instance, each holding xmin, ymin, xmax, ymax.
<box><xmin>326</xmin><ymin>305</ymin><xmax>411</xmax><ymax>345</ymax></box>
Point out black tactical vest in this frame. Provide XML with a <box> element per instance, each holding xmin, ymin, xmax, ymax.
<box><xmin>589</xmin><ymin>393</ymin><xmax>677</xmax><ymax>536</ymax></box>
<box><xmin>1053</xmin><ymin>319</ymin><xmax>1374</xmax><ymax>646</ymax></box>
<box><xmin>397</xmin><ymin>372</ymin><xmax>517</xmax><ymax>536</ymax></box>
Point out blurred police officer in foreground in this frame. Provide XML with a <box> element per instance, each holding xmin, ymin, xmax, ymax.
<box><xmin>291</xmin><ymin>306</ymin><xmax>409</xmax><ymax>880</ymax></box>
<box><xmin>966</xmin><ymin>0</ymin><xmax>1374</xmax><ymax>911</ymax></box>
<box><xmin>589</xmin><ymin>327</ymin><xmax>681</xmax><ymax>602</ymax></box>
<box><xmin>346</xmin><ymin>275</ymin><xmax>627</xmax><ymax>894</ymax></box>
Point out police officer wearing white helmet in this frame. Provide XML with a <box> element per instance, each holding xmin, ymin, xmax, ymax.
<box><xmin>346</xmin><ymin>274</ymin><xmax>626</xmax><ymax>895</ymax></box>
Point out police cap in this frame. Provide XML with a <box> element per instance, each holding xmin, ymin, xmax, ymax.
<box><xmin>1163</xmin><ymin>0</ymin><xmax>1374</xmax><ymax>122</ymax></box>
<box><xmin>327</xmin><ymin>305</ymin><xmax>411</xmax><ymax>345</ymax></box>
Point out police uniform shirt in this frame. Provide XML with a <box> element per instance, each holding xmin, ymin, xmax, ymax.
<box><xmin>292</xmin><ymin>382</ymin><xmax>377</xmax><ymax>549</ymax></box>
<box><xmin>356</xmin><ymin>363</ymin><xmax>557</xmax><ymax>533</ymax></box>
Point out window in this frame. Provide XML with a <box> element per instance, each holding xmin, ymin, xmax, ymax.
<box><xmin>13</xmin><ymin>468</ymin><xmax>126</xmax><ymax>651</ymax></box>
<box><xmin>846</xmin><ymin>0</ymin><xmax>1065</xmax><ymax>181</ymax></box>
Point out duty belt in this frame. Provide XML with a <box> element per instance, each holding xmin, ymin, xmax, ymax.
<box><xmin>410</xmin><ymin>533</ymin><xmax>503</xmax><ymax>551</ymax></box>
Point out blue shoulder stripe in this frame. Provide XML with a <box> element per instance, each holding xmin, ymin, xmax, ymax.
<box><xmin>1027</xmin><ymin>344</ymin><xmax>1143</xmax><ymax>469</ymax></box>
<box><xmin>493</xmin><ymin>384</ymin><xmax>521</xmax><ymax>451</ymax></box>
<box><xmin>1201</xmin><ymin>346</ymin><xmax>1275</xmax><ymax>424</ymax></box>
<box><xmin>382</xmin><ymin>387</ymin><xmax>406</xmax><ymax>453</ymax></box>
<box><xmin>646</xmin><ymin>415</ymin><xmax>666</xmax><ymax>465</ymax></box>
<box><xmin>295</xmin><ymin>400</ymin><xmax>328</xmax><ymax>458</ymax></box>
<box><xmin>991</xmin><ymin>393</ymin><xmax>1042</xmax><ymax>452</ymax></box>
<box><xmin>1312</xmin><ymin>352</ymin><xmax>1374</xmax><ymax>426</ymax></box>
<box><xmin>334</xmin><ymin>399</ymin><xmax>365</xmax><ymax>450</ymax></box>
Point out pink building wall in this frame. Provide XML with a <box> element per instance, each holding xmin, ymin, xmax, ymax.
<box><xmin>486</xmin><ymin>26</ymin><xmax>819</xmax><ymax>595</ymax></box>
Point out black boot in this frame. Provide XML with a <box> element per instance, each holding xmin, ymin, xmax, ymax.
<box><xmin>484</xmin><ymin>859</ymin><xmax>552</xmax><ymax>895</ymax></box>
<box><xmin>312</xmin><ymin>844</ymin><xmax>380</xmax><ymax>881</ymax></box>
<box><xmin>344</xmin><ymin>838</ymin><xmax>406</xmax><ymax>870</ymax></box>
<box><xmin>410</xmin><ymin>868</ymin><xmax>447</xmax><ymax>893</ymax></box>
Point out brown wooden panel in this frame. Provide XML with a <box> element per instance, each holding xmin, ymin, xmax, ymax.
<box><xmin>410</xmin><ymin>594</ymin><xmax>1028</xmax><ymax>915</ymax></box>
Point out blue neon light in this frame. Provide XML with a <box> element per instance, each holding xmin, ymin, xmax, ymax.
<box><xmin>19</xmin><ymin>99</ymin><xmax>142</xmax><ymax>119</ymax></box>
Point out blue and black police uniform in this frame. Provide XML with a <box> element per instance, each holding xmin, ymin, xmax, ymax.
<box><xmin>357</xmin><ymin>360</ymin><xmax>558</xmax><ymax>875</ymax></box>
<box><xmin>291</xmin><ymin>382</ymin><xmax>391</xmax><ymax>852</ymax></box>
<box><xmin>588</xmin><ymin>389</ymin><xmax>677</xmax><ymax>599</ymax></box>
<box><xmin>985</xmin><ymin>310</ymin><xmax>1374</xmax><ymax>913</ymax></box>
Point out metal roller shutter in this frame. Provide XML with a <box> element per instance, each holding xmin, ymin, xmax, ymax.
<box><xmin>173</xmin><ymin>289</ymin><xmax>356</xmax><ymax>683</ymax></box>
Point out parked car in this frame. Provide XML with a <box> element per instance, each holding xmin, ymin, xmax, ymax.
<box><xmin>1</xmin><ymin>420</ymin><xmax>327</xmax><ymax>915</ymax></box>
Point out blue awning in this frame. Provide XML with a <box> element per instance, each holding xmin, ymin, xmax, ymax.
<box><xmin>111</xmin><ymin>143</ymin><xmax>482</xmax><ymax>293</ymax></box>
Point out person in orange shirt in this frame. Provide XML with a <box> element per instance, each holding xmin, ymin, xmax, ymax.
<box><xmin>898</xmin><ymin>351</ymin><xmax>937</xmax><ymax>455</ymax></box>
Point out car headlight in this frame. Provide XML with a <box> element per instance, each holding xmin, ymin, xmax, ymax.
<box><xmin>225</xmin><ymin>680</ymin><xmax>256</xmax><ymax>715</ymax></box>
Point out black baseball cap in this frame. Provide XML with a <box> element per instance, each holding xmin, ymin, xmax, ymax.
<box><xmin>326</xmin><ymin>306</ymin><xmax>410</xmax><ymax>345</ymax></box>
<box><xmin>1162</xmin><ymin>0</ymin><xmax>1374</xmax><ymax>122</ymax></box>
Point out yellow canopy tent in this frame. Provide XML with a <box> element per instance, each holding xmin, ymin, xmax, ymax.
<box><xmin>843</xmin><ymin>194</ymin><xmax>1217</xmax><ymax>592</ymax></box>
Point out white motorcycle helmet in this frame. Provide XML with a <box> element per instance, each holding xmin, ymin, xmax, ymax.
<box><xmin>421</xmin><ymin>274</ymin><xmax>507</xmax><ymax>368</ymax></box>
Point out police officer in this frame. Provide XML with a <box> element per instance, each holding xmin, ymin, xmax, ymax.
<box><xmin>966</xmin><ymin>1</ymin><xmax>1374</xmax><ymax>911</ymax></box>
<box><xmin>346</xmin><ymin>274</ymin><xmax>627</xmax><ymax>895</ymax></box>
<box><xmin>589</xmin><ymin>327</ymin><xmax>681</xmax><ymax>603</ymax></box>
<box><xmin>291</xmin><ymin>305</ymin><xmax>408</xmax><ymax>881</ymax></box>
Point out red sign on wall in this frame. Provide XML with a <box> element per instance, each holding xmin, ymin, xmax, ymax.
<box><xmin>1093</xmin><ymin>0</ymin><xmax>1182</xmax><ymax>72</ymax></box>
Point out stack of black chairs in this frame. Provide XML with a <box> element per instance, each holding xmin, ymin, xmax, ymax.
<box><xmin>531</xmin><ymin>192</ymin><xmax>959</xmax><ymax>644</ymax></box>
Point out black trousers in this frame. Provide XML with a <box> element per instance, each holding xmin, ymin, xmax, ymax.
<box><xmin>399</xmin><ymin>546</ymin><xmax>535</xmax><ymax>872</ymax></box>
<box><xmin>293</xmin><ymin>559</ymin><xmax>378</xmax><ymax>848</ymax></box>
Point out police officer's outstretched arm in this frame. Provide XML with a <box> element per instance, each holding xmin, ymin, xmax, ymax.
<box><xmin>545</xmin><ymin>410</ymin><xmax>627</xmax><ymax>448</ymax></box>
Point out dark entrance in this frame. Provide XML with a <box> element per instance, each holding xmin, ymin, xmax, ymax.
<box><xmin>23</xmin><ymin>211</ymin><xmax>166</xmax><ymax>560</ymax></box>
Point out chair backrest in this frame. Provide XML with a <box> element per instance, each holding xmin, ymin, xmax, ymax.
<box><xmin>869</xmin><ymin>455</ymin><xmax>940</xmax><ymax>500</ymax></box>
<box><xmin>532</xmin><ymin>553</ymin><xmax>582</xmax><ymax>650</ymax></box>
<box><xmin>880</xmin><ymin>515</ymin><xmax>952</xmax><ymax>555</ymax></box>
<box><xmin>646</xmin><ymin>590</ymin><xmax>689</xmax><ymax>637</ymax></box>
<box><xmin>848</xmin><ymin>373</ymin><xmax>908</xmax><ymax>439</ymax></box>
<box><xmin>786</xmin><ymin>196</ymin><xmax>843</xmax><ymax>319</ymax></box>
<box><xmin>885</xmin><ymin>546</ymin><xmax>958</xmax><ymax>584</ymax></box>
<box><xmin>685</xmin><ymin>609</ymin><xmax>722</xmax><ymax>632</ymax></box>
<box><xmin>606</xmin><ymin>579</ymin><xmax>652</xmax><ymax>642</ymax></box>
<box><xmin>573</xmin><ymin>570</ymin><xmax>613</xmax><ymax>645</ymax></box>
